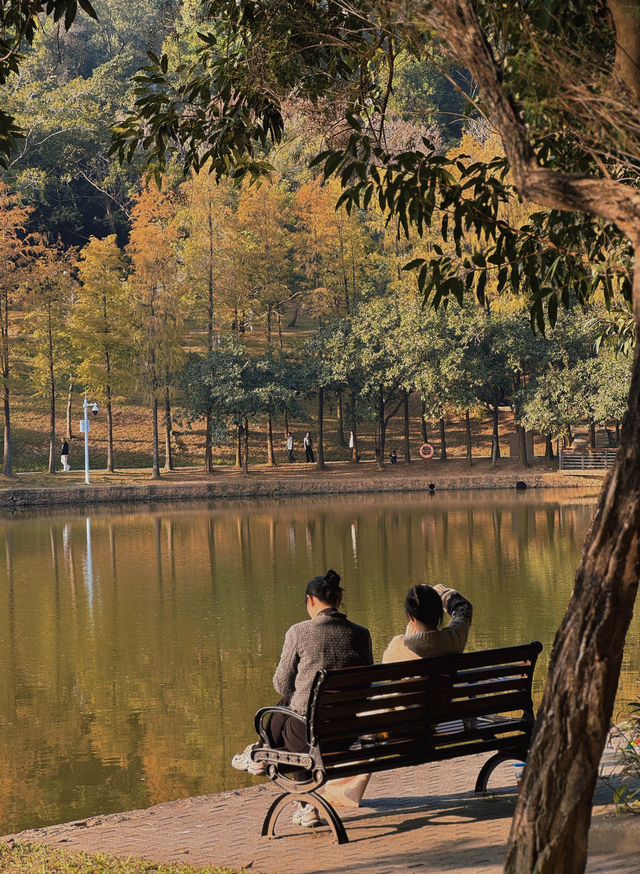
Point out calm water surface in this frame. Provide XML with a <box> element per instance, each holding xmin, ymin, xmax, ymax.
<box><xmin>1</xmin><ymin>490</ymin><xmax>638</xmax><ymax>833</ymax></box>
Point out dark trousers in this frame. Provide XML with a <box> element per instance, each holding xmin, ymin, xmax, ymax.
<box><xmin>267</xmin><ymin>700</ymin><xmax>308</xmax><ymax>752</ymax></box>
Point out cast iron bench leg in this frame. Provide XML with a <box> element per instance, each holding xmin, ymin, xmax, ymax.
<box><xmin>475</xmin><ymin>751</ymin><xmax>525</xmax><ymax>793</ymax></box>
<box><xmin>261</xmin><ymin>790</ymin><xmax>349</xmax><ymax>844</ymax></box>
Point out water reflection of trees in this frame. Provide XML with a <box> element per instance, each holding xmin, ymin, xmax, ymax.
<box><xmin>0</xmin><ymin>492</ymin><xmax>637</xmax><ymax>833</ymax></box>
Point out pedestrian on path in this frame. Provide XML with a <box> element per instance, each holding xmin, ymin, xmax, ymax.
<box><xmin>285</xmin><ymin>431</ymin><xmax>295</xmax><ymax>463</ymax></box>
<box><xmin>304</xmin><ymin>432</ymin><xmax>315</xmax><ymax>463</ymax></box>
<box><xmin>61</xmin><ymin>439</ymin><xmax>70</xmax><ymax>472</ymax></box>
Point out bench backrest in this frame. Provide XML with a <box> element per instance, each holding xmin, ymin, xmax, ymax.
<box><xmin>306</xmin><ymin>642</ymin><xmax>542</xmax><ymax>780</ymax></box>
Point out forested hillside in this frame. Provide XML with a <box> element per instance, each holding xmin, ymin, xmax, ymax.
<box><xmin>0</xmin><ymin>0</ymin><xmax>631</xmax><ymax>475</ymax></box>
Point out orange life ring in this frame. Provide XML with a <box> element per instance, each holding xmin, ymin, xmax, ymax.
<box><xmin>419</xmin><ymin>443</ymin><xmax>434</xmax><ymax>460</ymax></box>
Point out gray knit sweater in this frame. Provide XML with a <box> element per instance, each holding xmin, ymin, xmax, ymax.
<box><xmin>273</xmin><ymin>608</ymin><xmax>373</xmax><ymax>714</ymax></box>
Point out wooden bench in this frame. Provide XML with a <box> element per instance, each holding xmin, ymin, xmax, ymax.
<box><xmin>250</xmin><ymin>641</ymin><xmax>543</xmax><ymax>843</ymax></box>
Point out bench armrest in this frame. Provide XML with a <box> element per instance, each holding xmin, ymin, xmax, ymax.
<box><xmin>254</xmin><ymin>705</ymin><xmax>307</xmax><ymax>747</ymax></box>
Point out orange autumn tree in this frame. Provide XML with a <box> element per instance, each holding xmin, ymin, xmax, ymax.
<box><xmin>178</xmin><ymin>170</ymin><xmax>238</xmax><ymax>471</ymax></box>
<box><xmin>0</xmin><ymin>180</ymin><xmax>38</xmax><ymax>476</ymax></box>
<box><xmin>73</xmin><ymin>235</ymin><xmax>134</xmax><ymax>473</ymax></box>
<box><xmin>127</xmin><ymin>177</ymin><xmax>186</xmax><ymax>478</ymax></box>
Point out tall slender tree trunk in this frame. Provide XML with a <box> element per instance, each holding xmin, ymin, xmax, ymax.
<box><xmin>439</xmin><ymin>415</ymin><xmax>447</xmax><ymax>462</ymax></box>
<box><xmin>287</xmin><ymin>303</ymin><xmax>300</xmax><ymax>328</ymax></box>
<box><xmin>316</xmin><ymin>386</ymin><xmax>326</xmax><ymax>470</ymax></box>
<box><xmin>66</xmin><ymin>376</ymin><xmax>73</xmax><ymax>439</ymax></box>
<box><xmin>403</xmin><ymin>391</ymin><xmax>410</xmax><ymax>464</ymax></box>
<box><xmin>491</xmin><ymin>402</ymin><xmax>501</xmax><ymax>467</ymax></box>
<box><xmin>163</xmin><ymin>388</ymin><xmax>173</xmax><ymax>471</ymax></box>
<box><xmin>277</xmin><ymin>311</ymin><xmax>283</xmax><ymax>350</ymax></box>
<box><xmin>105</xmin><ymin>349</ymin><xmax>114</xmax><ymax>472</ymax></box>
<box><xmin>545</xmin><ymin>432</ymin><xmax>554</xmax><ymax>460</ymax></box>
<box><xmin>284</xmin><ymin>409</ymin><xmax>289</xmax><ymax>436</ymax></box>
<box><xmin>266</xmin><ymin>413</ymin><xmax>276</xmax><ymax>466</ymax></box>
<box><xmin>204</xmin><ymin>409</ymin><xmax>213</xmax><ymax>473</ymax></box>
<box><xmin>242</xmin><ymin>416</ymin><xmax>249</xmax><ymax>474</ymax></box>
<box><xmin>337</xmin><ymin>390</ymin><xmax>346</xmax><ymax>446</ymax></box>
<box><xmin>151</xmin><ymin>397</ymin><xmax>160</xmax><ymax>479</ymax></box>
<box><xmin>377</xmin><ymin>388</ymin><xmax>385</xmax><ymax>470</ymax></box>
<box><xmin>589</xmin><ymin>417</ymin><xmax>597</xmax><ymax>449</ymax></box>
<box><xmin>350</xmin><ymin>414</ymin><xmax>359</xmax><ymax>464</ymax></box>
<box><xmin>420</xmin><ymin>397</ymin><xmax>428</xmax><ymax>443</ymax></box>
<box><xmin>235</xmin><ymin>423</ymin><xmax>242</xmax><ymax>469</ymax></box>
<box><xmin>3</xmin><ymin>383</ymin><xmax>11</xmax><ymax>477</ymax></box>
<box><xmin>615</xmin><ymin>419</ymin><xmax>621</xmax><ymax>443</ymax></box>
<box><xmin>517</xmin><ymin>422</ymin><xmax>529</xmax><ymax>467</ymax></box>
<box><xmin>465</xmin><ymin>409</ymin><xmax>473</xmax><ymax>467</ymax></box>
<box><xmin>47</xmin><ymin>305</ymin><xmax>56</xmax><ymax>475</ymax></box>
<box><xmin>106</xmin><ymin>385</ymin><xmax>114</xmax><ymax>473</ymax></box>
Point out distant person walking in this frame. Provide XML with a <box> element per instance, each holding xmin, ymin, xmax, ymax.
<box><xmin>304</xmin><ymin>432</ymin><xmax>315</xmax><ymax>463</ymax></box>
<box><xmin>285</xmin><ymin>432</ymin><xmax>295</xmax><ymax>463</ymax></box>
<box><xmin>61</xmin><ymin>439</ymin><xmax>70</xmax><ymax>472</ymax></box>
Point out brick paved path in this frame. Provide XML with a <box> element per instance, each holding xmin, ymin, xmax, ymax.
<box><xmin>6</xmin><ymin>755</ymin><xmax>639</xmax><ymax>874</ymax></box>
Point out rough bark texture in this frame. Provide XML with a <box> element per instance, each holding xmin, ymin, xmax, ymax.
<box><xmin>266</xmin><ymin>413</ymin><xmax>276</xmax><ymax>466</ymax></box>
<box><xmin>204</xmin><ymin>410</ymin><xmax>213</xmax><ymax>474</ymax></box>
<box><xmin>545</xmin><ymin>432</ymin><xmax>554</xmax><ymax>460</ymax></box>
<box><xmin>415</xmin><ymin>4</ymin><xmax>640</xmax><ymax>871</ymax></box>
<box><xmin>506</xmin><ymin>315</ymin><xmax>640</xmax><ymax>872</ymax></box>
<box><xmin>517</xmin><ymin>423</ymin><xmax>529</xmax><ymax>467</ymax></box>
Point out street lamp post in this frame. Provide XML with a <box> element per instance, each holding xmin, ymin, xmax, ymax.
<box><xmin>80</xmin><ymin>393</ymin><xmax>99</xmax><ymax>484</ymax></box>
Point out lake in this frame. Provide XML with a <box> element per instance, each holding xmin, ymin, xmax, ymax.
<box><xmin>1</xmin><ymin>489</ymin><xmax>637</xmax><ymax>834</ymax></box>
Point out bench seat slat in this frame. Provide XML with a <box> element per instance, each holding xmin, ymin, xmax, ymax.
<box><xmin>319</xmin><ymin>643</ymin><xmax>542</xmax><ymax>690</ymax></box>
<box><xmin>323</xmin><ymin>733</ymin><xmax>529</xmax><ymax>779</ymax></box>
<box><xmin>317</xmin><ymin>707</ymin><xmax>429</xmax><ymax>742</ymax></box>
<box><xmin>317</xmin><ymin>690</ymin><xmax>429</xmax><ymax>719</ymax></box>
<box><xmin>428</xmin><ymin>676</ymin><xmax>531</xmax><ymax>704</ymax></box>
<box><xmin>430</xmin><ymin>690</ymin><xmax>531</xmax><ymax>720</ymax></box>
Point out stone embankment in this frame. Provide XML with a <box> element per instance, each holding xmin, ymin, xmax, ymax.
<box><xmin>0</xmin><ymin>460</ymin><xmax>602</xmax><ymax>510</ymax></box>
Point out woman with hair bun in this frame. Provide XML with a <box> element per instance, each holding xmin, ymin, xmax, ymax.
<box><xmin>382</xmin><ymin>583</ymin><xmax>473</xmax><ymax>663</ymax></box>
<box><xmin>232</xmin><ymin>569</ymin><xmax>372</xmax><ymax>828</ymax></box>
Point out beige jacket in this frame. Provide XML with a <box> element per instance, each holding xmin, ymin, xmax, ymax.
<box><xmin>382</xmin><ymin>584</ymin><xmax>472</xmax><ymax>663</ymax></box>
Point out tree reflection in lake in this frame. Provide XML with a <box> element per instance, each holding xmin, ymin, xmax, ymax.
<box><xmin>0</xmin><ymin>490</ymin><xmax>637</xmax><ymax>834</ymax></box>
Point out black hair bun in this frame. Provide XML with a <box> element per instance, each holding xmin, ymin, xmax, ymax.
<box><xmin>324</xmin><ymin>569</ymin><xmax>341</xmax><ymax>588</ymax></box>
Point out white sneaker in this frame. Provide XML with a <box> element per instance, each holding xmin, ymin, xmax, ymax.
<box><xmin>231</xmin><ymin>743</ymin><xmax>266</xmax><ymax>775</ymax></box>
<box><xmin>292</xmin><ymin>802</ymin><xmax>322</xmax><ymax>828</ymax></box>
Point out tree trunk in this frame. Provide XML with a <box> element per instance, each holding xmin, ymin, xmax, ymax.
<box><xmin>3</xmin><ymin>383</ymin><xmax>11</xmax><ymax>477</ymax></box>
<box><xmin>403</xmin><ymin>391</ymin><xmax>410</xmax><ymax>464</ymax></box>
<box><xmin>316</xmin><ymin>386</ymin><xmax>326</xmax><ymax>470</ymax></box>
<box><xmin>204</xmin><ymin>409</ymin><xmax>213</xmax><ymax>474</ymax></box>
<box><xmin>277</xmin><ymin>311</ymin><xmax>283</xmax><ymax>350</ymax></box>
<box><xmin>491</xmin><ymin>403</ymin><xmax>500</xmax><ymax>467</ymax></box>
<box><xmin>47</xmin><ymin>316</ymin><xmax>56</xmax><ymax>476</ymax></box>
<box><xmin>337</xmin><ymin>390</ymin><xmax>346</xmax><ymax>446</ymax></box>
<box><xmin>505</xmin><ymin>251</ymin><xmax>640</xmax><ymax>874</ymax></box>
<box><xmin>287</xmin><ymin>303</ymin><xmax>300</xmax><ymax>328</ymax></box>
<box><xmin>589</xmin><ymin>418</ymin><xmax>597</xmax><ymax>449</ymax></box>
<box><xmin>439</xmin><ymin>415</ymin><xmax>447</xmax><ymax>462</ymax></box>
<box><xmin>242</xmin><ymin>416</ymin><xmax>249</xmax><ymax>474</ymax></box>
<box><xmin>106</xmin><ymin>384</ymin><xmax>114</xmax><ymax>473</ymax></box>
<box><xmin>616</xmin><ymin>419</ymin><xmax>621</xmax><ymax>443</ymax></box>
<box><xmin>420</xmin><ymin>397</ymin><xmax>428</xmax><ymax>443</ymax></box>
<box><xmin>235</xmin><ymin>423</ymin><xmax>242</xmax><ymax>469</ymax></box>
<box><xmin>377</xmin><ymin>388</ymin><xmax>385</xmax><ymax>470</ymax></box>
<box><xmin>350</xmin><ymin>417</ymin><xmax>359</xmax><ymax>464</ymax></box>
<box><xmin>284</xmin><ymin>409</ymin><xmax>289</xmax><ymax>436</ymax></box>
<box><xmin>545</xmin><ymin>432</ymin><xmax>554</xmax><ymax>460</ymax></box>
<box><xmin>151</xmin><ymin>397</ymin><xmax>160</xmax><ymax>479</ymax></box>
<box><xmin>266</xmin><ymin>413</ymin><xmax>276</xmax><ymax>466</ymax></box>
<box><xmin>66</xmin><ymin>376</ymin><xmax>73</xmax><ymax>439</ymax></box>
<box><xmin>163</xmin><ymin>388</ymin><xmax>173</xmax><ymax>471</ymax></box>
<box><xmin>465</xmin><ymin>408</ymin><xmax>473</xmax><ymax>467</ymax></box>
<box><xmin>517</xmin><ymin>422</ymin><xmax>529</xmax><ymax>467</ymax></box>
